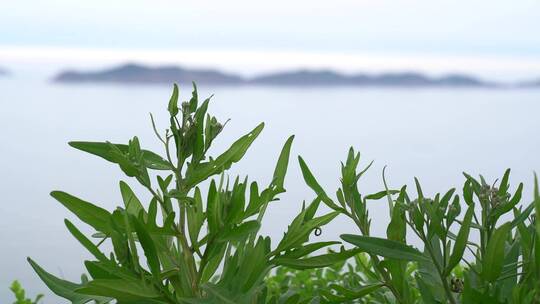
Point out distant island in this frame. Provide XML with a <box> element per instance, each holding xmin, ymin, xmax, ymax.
<box><xmin>53</xmin><ymin>63</ymin><xmax>535</xmax><ymax>88</ymax></box>
<box><xmin>519</xmin><ymin>79</ymin><xmax>540</xmax><ymax>88</ymax></box>
<box><xmin>55</xmin><ymin>64</ymin><xmax>243</xmax><ymax>85</ymax></box>
<box><xmin>250</xmin><ymin>70</ymin><xmax>489</xmax><ymax>87</ymax></box>
<box><xmin>0</xmin><ymin>67</ymin><xmax>9</xmax><ymax>76</ymax></box>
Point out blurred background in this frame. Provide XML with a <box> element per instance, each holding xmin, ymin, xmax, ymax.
<box><xmin>1</xmin><ymin>1</ymin><xmax>540</xmax><ymax>302</ymax></box>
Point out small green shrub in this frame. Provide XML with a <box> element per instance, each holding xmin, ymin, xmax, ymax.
<box><xmin>27</xmin><ymin>83</ymin><xmax>354</xmax><ymax>303</ymax></box>
<box><xmin>267</xmin><ymin>253</ymin><xmax>420</xmax><ymax>303</ymax></box>
<box><xmin>294</xmin><ymin>148</ymin><xmax>540</xmax><ymax>303</ymax></box>
<box><xmin>10</xmin><ymin>281</ymin><xmax>43</xmax><ymax>304</ymax></box>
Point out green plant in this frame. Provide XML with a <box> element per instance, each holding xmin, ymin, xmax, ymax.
<box><xmin>267</xmin><ymin>252</ymin><xmax>420</xmax><ymax>303</ymax></box>
<box><xmin>455</xmin><ymin>172</ymin><xmax>540</xmax><ymax>303</ymax></box>
<box><xmin>297</xmin><ymin>148</ymin><xmax>540</xmax><ymax>303</ymax></box>
<box><xmin>297</xmin><ymin>149</ymin><xmax>417</xmax><ymax>303</ymax></box>
<box><xmin>27</xmin><ymin>83</ymin><xmax>355</xmax><ymax>303</ymax></box>
<box><xmin>10</xmin><ymin>281</ymin><xmax>43</xmax><ymax>304</ymax></box>
<box><xmin>26</xmin><ymin>83</ymin><xmax>540</xmax><ymax>303</ymax></box>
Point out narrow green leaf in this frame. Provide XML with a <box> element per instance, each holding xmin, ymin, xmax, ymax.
<box><xmin>273</xmin><ymin>249</ymin><xmax>360</xmax><ymax>270</ymax></box>
<box><xmin>498</xmin><ymin>169</ymin><xmax>511</xmax><ymax>196</ymax></box>
<box><xmin>365</xmin><ymin>190</ymin><xmax>400</xmax><ymax>200</ymax></box>
<box><xmin>511</xmin><ymin>202</ymin><xmax>535</xmax><ymax>228</ymax></box>
<box><xmin>482</xmin><ymin>222</ymin><xmax>512</xmax><ymax>282</ymax></box>
<box><xmin>298</xmin><ymin>156</ymin><xmax>325</xmax><ymax>196</ymax></box>
<box><xmin>446</xmin><ymin>205</ymin><xmax>474</xmax><ymax>274</ymax></box>
<box><xmin>440</xmin><ymin>188</ymin><xmax>456</xmax><ymax>208</ymax></box>
<box><xmin>28</xmin><ymin>258</ymin><xmax>110</xmax><ymax>304</ymax></box>
<box><xmin>275</xmin><ymin>211</ymin><xmax>339</xmax><ymax>253</ymax></box>
<box><xmin>133</xmin><ymin>217</ymin><xmax>161</xmax><ymax>276</ymax></box>
<box><xmin>119</xmin><ymin>181</ymin><xmax>145</xmax><ymax>217</ymax></box>
<box><xmin>201</xmin><ymin>244</ymin><xmax>227</xmax><ymax>283</ymax></box>
<box><xmin>534</xmin><ymin>173</ymin><xmax>540</xmax><ymax>273</ymax></box>
<box><xmin>414</xmin><ymin>177</ymin><xmax>424</xmax><ymax>199</ymax></box>
<box><xmin>69</xmin><ymin>141</ymin><xmax>171</xmax><ymax>170</ymax></box>
<box><xmin>341</xmin><ymin>234</ymin><xmax>427</xmax><ymax>261</ymax></box>
<box><xmin>76</xmin><ymin>279</ymin><xmax>161</xmax><ymax>300</ymax></box>
<box><xmin>490</xmin><ymin>183</ymin><xmax>523</xmax><ymax>222</ymax></box>
<box><xmin>244</xmin><ymin>182</ymin><xmax>262</xmax><ymax>218</ymax></box>
<box><xmin>187</xmin><ymin>187</ymin><xmax>205</xmax><ymax>246</ymax></box>
<box><xmin>217</xmin><ymin>221</ymin><xmax>260</xmax><ymax>243</ymax></box>
<box><xmin>189</xmin><ymin>82</ymin><xmax>198</xmax><ymax>112</ymax></box>
<box><xmin>207</xmin><ymin>180</ymin><xmax>220</xmax><ymax>234</ymax></box>
<box><xmin>298</xmin><ymin>156</ymin><xmax>342</xmax><ymax>211</ymax></box>
<box><xmin>280</xmin><ymin>241</ymin><xmax>341</xmax><ymax>259</ymax></box>
<box><xmin>463</xmin><ymin>173</ymin><xmax>482</xmax><ymax>198</ymax></box>
<box><xmin>51</xmin><ymin>191</ymin><xmax>111</xmax><ymax>233</ymax></box>
<box><xmin>192</xmin><ymin>98</ymin><xmax>210</xmax><ymax>162</ymax></box>
<box><xmin>84</xmin><ymin>260</ymin><xmax>138</xmax><ymax>281</ymax></box>
<box><xmin>328</xmin><ymin>283</ymin><xmax>384</xmax><ymax>301</ymax></box>
<box><xmin>168</xmin><ymin>83</ymin><xmax>179</xmax><ymax>116</ymax></box>
<box><xmin>534</xmin><ymin>172</ymin><xmax>539</xmax><ymax>200</ymax></box>
<box><xmin>463</xmin><ymin>180</ymin><xmax>474</xmax><ymax>205</ymax></box>
<box><xmin>416</xmin><ymin>275</ymin><xmax>439</xmax><ymax>304</ymax></box>
<box><xmin>65</xmin><ymin>219</ymin><xmax>109</xmax><ymax>262</ymax></box>
<box><xmin>200</xmin><ymin>284</ymin><xmax>237</xmax><ymax>304</ymax></box>
<box><xmin>271</xmin><ymin>135</ymin><xmax>294</xmax><ymax>191</ymax></box>
<box><xmin>184</xmin><ymin>123</ymin><xmax>264</xmax><ymax>189</ymax></box>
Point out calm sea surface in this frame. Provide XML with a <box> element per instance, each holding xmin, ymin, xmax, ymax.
<box><xmin>1</xmin><ymin>76</ymin><xmax>539</xmax><ymax>302</ymax></box>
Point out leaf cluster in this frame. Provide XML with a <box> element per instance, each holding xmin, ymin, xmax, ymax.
<box><xmin>28</xmin><ymin>84</ymin><xmax>353</xmax><ymax>304</ymax></box>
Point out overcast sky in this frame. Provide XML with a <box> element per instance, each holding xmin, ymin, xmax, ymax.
<box><xmin>1</xmin><ymin>0</ymin><xmax>540</xmax><ymax>79</ymax></box>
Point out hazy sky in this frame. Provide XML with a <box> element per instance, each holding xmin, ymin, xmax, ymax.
<box><xmin>1</xmin><ymin>0</ymin><xmax>540</xmax><ymax>79</ymax></box>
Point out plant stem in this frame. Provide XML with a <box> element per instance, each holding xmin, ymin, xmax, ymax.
<box><xmin>347</xmin><ymin>211</ymin><xmax>405</xmax><ymax>303</ymax></box>
<box><xmin>420</xmin><ymin>230</ymin><xmax>457</xmax><ymax>304</ymax></box>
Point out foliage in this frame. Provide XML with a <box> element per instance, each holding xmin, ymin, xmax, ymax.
<box><xmin>298</xmin><ymin>149</ymin><xmax>540</xmax><ymax>303</ymax></box>
<box><xmin>266</xmin><ymin>253</ymin><xmax>418</xmax><ymax>303</ymax></box>
<box><xmin>10</xmin><ymin>281</ymin><xmax>43</xmax><ymax>304</ymax></box>
<box><xmin>27</xmin><ymin>83</ymin><xmax>353</xmax><ymax>303</ymax></box>
<box><xmin>27</xmin><ymin>83</ymin><xmax>540</xmax><ymax>303</ymax></box>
